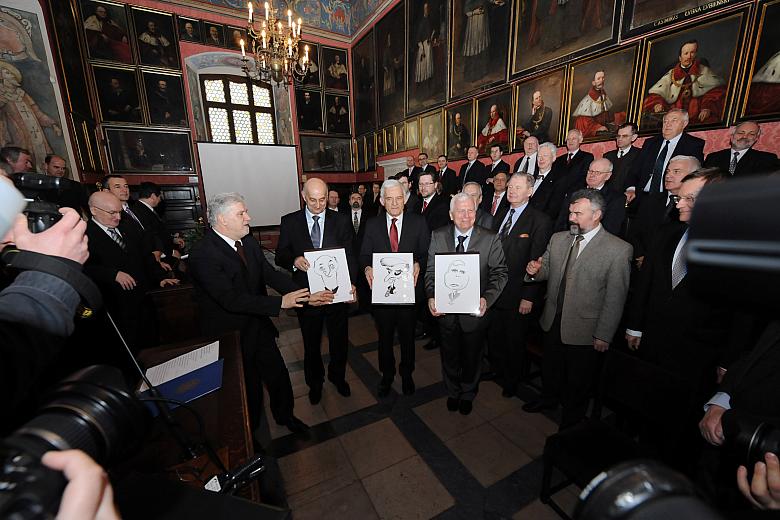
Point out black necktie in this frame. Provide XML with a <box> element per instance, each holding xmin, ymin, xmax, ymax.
<box><xmin>567</xmin><ymin>153</ymin><xmax>572</xmax><ymax>165</ymax></box>
<box><xmin>108</xmin><ymin>228</ymin><xmax>126</xmax><ymax>251</ymax></box>
<box><xmin>618</xmin><ymin>150</ymin><xmax>624</xmax><ymax>159</ymax></box>
<box><xmin>521</xmin><ymin>159</ymin><xmax>529</xmax><ymax>174</ymax></box>
<box><xmin>729</xmin><ymin>151</ymin><xmax>738</xmax><ymax>175</ymax></box>
<box><xmin>456</xmin><ymin>235</ymin><xmax>466</xmax><ymax>253</ymax></box>
<box><xmin>500</xmin><ymin>208</ymin><xmax>515</xmax><ymax>239</ymax></box>
<box><xmin>235</xmin><ymin>241</ymin><xmax>247</xmax><ymax>265</ymax></box>
<box><xmin>650</xmin><ymin>140</ymin><xmax>670</xmax><ymax>192</ymax></box>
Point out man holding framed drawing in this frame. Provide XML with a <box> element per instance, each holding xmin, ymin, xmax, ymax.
<box><xmin>425</xmin><ymin>193</ymin><xmax>508</xmax><ymax>415</ymax></box>
<box><xmin>360</xmin><ymin>179</ymin><xmax>431</xmax><ymax>397</ymax></box>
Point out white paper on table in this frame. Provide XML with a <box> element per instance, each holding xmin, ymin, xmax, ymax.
<box><xmin>139</xmin><ymin>341</ymin><xmax>220</xmax><ymax>391</ymax></box>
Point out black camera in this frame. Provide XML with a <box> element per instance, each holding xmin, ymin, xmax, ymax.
<box><xmin>726</xmin><ymin>415</ymin><xmax>780</xmax><ymax>469</ymax></box>
<box><xmin>0</xmin><ymin>365</ymin><xmax>149</xmax><ymax>519</ymax></box>
<box><xmin>11</xmin><ymin>173</ymin><xmax>87</xmax><ymax>233</ymax></box>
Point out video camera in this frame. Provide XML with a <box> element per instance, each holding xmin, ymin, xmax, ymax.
<box><xmin>11</xmin><ymin>173</ymin><xmax>88</xmax><ymax>233</ymax></box>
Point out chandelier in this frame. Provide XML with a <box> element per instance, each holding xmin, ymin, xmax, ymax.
<box><xmin>241</xmin><ymin>1</ymin><xmax>309</xmax><ymax>87</ymax></box>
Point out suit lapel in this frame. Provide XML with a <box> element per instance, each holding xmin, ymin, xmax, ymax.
<box><xmin>297</xmin><ymin>211</ymin><xmax>315</xmax><ymax>249</ymax></box>
<box><xmin>508</xmin><ymin>206</ymin><xmax>531</xmax><ymax>237</ymax></box>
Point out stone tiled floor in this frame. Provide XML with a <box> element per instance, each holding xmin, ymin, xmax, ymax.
<box><xmin>260</xmin><ymin>308</ymin><xmax>566</xmax><ymax>519</ymax></box>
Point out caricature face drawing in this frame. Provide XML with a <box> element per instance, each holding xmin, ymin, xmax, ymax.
<box><xmin>313</xmin><ymin>255</ymin><xmax>339</xmax><ymax>293</ymax></box>
<box><xmin>444</xmin><ymin>260</ymin><xmax>469</xmax><ymax>304</ymax></box>
<box><xmin>380</xmin><ymin>257</ymin><xmax>410</xmax><ymax>297</ymax></box>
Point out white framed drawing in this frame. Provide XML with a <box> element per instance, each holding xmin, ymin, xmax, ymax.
<box><xmin>371</xmin><ymin>252</ymin><xmax>415</xmax><ymax>305</ymax></box>
<box><xmin>304</xmin><ymin>247</ymin><xmax>353</xmax><ymax>304</ymax></box>
<box><xmin>434</xmin><ymin>253</ymin><xmax>481</xmax><ymax>314</ymax></box>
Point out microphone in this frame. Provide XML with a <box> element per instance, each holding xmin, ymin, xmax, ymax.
<box><xmin>204</xmin><ymin>454</ymin><xmax>266</xmax><ymax>494</ymax></box>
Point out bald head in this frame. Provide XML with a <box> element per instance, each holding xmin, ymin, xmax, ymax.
<box><xmin>302</xmin><ymin>178</ymin><xmax>328</xmax><ymax>215</ymax></box>
<box><xmin>89</xmin><ymin>191</ymin><xmax>122</xmax><ymax>228</ymax></box>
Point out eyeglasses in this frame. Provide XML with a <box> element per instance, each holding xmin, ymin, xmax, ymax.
<box><xmin>587</xmin><ymin>169</ymin><xmax>611</xmax><ymax>175</ymax></box>
<box><xmin>92</xmin><ymin>206</ymin><xmax>122</xmax><ymax>216</ymax></box>
<box><xmin>671</xmin><ymin>195</ymin><xmax>696</xmax><ymax>204</ymax></box>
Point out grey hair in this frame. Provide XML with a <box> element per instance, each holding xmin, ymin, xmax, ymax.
<box><xmin>538</xmin><ymin>141</ymin><xmax>558</xmax><ymax>158</ymax></box>
<box><xmin>668</xmin><ymin>155</ymin><xmax>701</xmax><ymax>172</ymax></box>
<box><xmin>450</xmin><ymin>191</ymin><xmax>477</xmax><ymax>212</ymax></box>
<box><xmin>380</xmin><ymin>179</ymin><xmax>403</xmax><ymax>200</ymax></box>
<box><xmin>509</xmin><ymin>172</ymin><xmax>535</xmax><ymax>188</ymax></box>
<box><xmin>567</xmin><ymin>128</ymin><xmax>583</xmax><ymax>140</ymax></box>
<box><xmin>569</xmin><ymin>188</ymin><xmax>605</xmax><ymax>213</ymax></box>
<box><xmin>731</xmin><ymin>120</ymin><xmax>761</xmax><ymax>135</ymax></box>
<box><xmin>666</xmin><ymin>108</ymin><xmax>689</xmax><ymax>123</ymax></box>
<box><xmin>591</xmin><ymin>157</ymin><xmax>614</xmax><ymax>172</ymax></box>
<box><xmin>207</xmin><ymin>192</ymin><xmax>245</xmax><ymax>227</ymax></box>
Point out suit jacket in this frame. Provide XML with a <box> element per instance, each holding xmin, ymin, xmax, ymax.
<box><xmin>275</xmin><ymin>208</ymin><xmax>357</xmax><ymax>289</ymax></box>
<box><xmin>530</xmin><ymin>163</ymin><xmax>571</xmax><ymax>219</ymax></box>
<box><xmin>703</xmin><ymin>147</ymin><xmax>779</xmax><ymax>177</ymax></box>
<box><xmin>439</xmin><ymin>167</ymin><xmax>459</xmax><ymax>198</ymax></box>
<box><xmin>459</xmin><ymin>160</ymin><xmax>488</xmax><ymax>187</ymax></box>
<box><xmin>533</xmin><ymin>227</ymin><xmax>632</xmax><ymax>345</ymax></box>
<box><xmin>492</xmin><ymin>205</ymin><xmax>553</xmax><ymax>309</ymax></box>
<box><xmin>542</xmin><ymin>150</ymin><xmax>595</xmax><ymax>218</ymax></box>
<box><xmin>480</xmin><ymin>186</ymin><xmax>510</xmax><ymax>216</ymax></box>
<box><xmin>487</xmin><ymin>159</ymin><xmax>510</xmax><ymax>177</ymax></box>
<box><xmin>513</xmin><ymin>154</ymin><xmax>538</xmax><ymax>174</ymax></box>
<box><xmin>553</xmin><ymin>185</ymin><xmax>626</xmax><ymax>236</ymax></box>
<box><xmin>425</xmin><ymin>224</ymin><xmax>508</xmax><ymax>332</ymax></box>
<box><xmin>350</xmin><ymin>208</ymin><xmax>368</xmax><ymax>254</ymax></box>
<box><xmin>627</xmin><ymin>191</ymin><xmax>679</xmax><ymax>259</ymax></box>
<box><xmin>359</xmin><ymin>213</ymin><xmax>430</xmax><ymax>273</ymax></box>
<box><xmin>603</xmin><ymin>146</ymin><xmax>640</xmax><ymax>192</ymax></box>
<box><xmin>189</xmin><ymin>228</ymin><xmax>298</xmax><ymax>341</ymax></box>
<box><xmin>130</xmin><ymin>200</ymin><xmax>175</xmax><ymax>256</ymax></box>
<box><xmin>625</xmin><ymin>133</ymin><xmax>705</xmax><ymax>191</ymax></box>
<box><xmin>625</xmin><ymin>223</ymin><xmax>736</xmax><ymax>377</ymax></box>
<box><xmin>418</xmin><ymin>193</ymin><xmax>450</xmax><ymax>231</ymax></box>
<box><xmin>475</xmin><ymin>208</ymin><xmax>493</xmax><ymax>230</ymax></box>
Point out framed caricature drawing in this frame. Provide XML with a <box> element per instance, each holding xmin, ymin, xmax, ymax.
<box><xmin>304</xmin><ymin>248</ymin><xmax>353</xmax><ymax>304</ymax></box>
<box><xmin>372</xmin><ymin>253</ymin><xmax>415</xmax><ymax>305</ymax></box>
<box><xmin>434</xmin><ymin>252</ymin><xmax>480</xmax><ymax>314</ymax></box>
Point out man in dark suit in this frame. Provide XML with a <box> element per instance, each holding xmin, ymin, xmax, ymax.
<box><xmin>552</xmin><ymin>158</ymin><xmax>626</xmax><ymax>236</ymax></box>
<box><xmin>349</xmin><ymin>191</ymin><xmax>370</xmax><ymax>312</ymax></box>
<box><xmin>603</xmin><ymin>122</ymin><xmax>641</xmax><ymax>195</ymax></box>
<box><xmin>624</xmin><ymin>108</ymin><xmax>705</xmax><ymax>204</ymax></box>
<box><xmin>426</xmin><ymin>193</ymin><xmax>508</xmax><ymax>415</ymax></box>
<box><xmin>398</xmin><ymin>156</ymin><xmax>422</xmax><ymax>195</ymax></box>
<box><xmin>489</xmin><ymin>173</ymin><xmax>553</xmax><ymax>397</ymax></box>
<box><xmin>486</xmin><ymin>144</ymin><xmax>510</xmax><ymax>183</ymax></box>
<box><xmin>418</xmin><ymin>152</ymin><xmax>437</xmax><ymax>176</ymax></box>
<box><xmin>84</xmin><ymin>191</ymin><xmax>178</xmax><ymax>354</ymax></box>
<box><xmin>459</xmin><ymin>146</ymin><xmax>488</xmax><ymax>188</ymax></box>
<box><xmin>361</xmin><ymin>179</ymin><xmax>430</xmax><ymax>396</ymax></box>
<box><xmin>704</xmin><ymin>121</ymin><xmax>779</xmax><ymax>177</ymax></box>
<box><xmin>189</xmin><ymin>192</ymin><xmax>312</xmax><ymax>434</ymax></box>
<box><xmin>357</xmin><ymin>184</ymin><xmax>375</xmax><ymax>216</ymax></box>
<box><xmin>463</xmin><ymin>182</ymin><xmax>493</xmax><ymax>230</ymax></box>
<box><xmin>395</xmin><ymin>171</ymin><xmax>420</xmax><ymax>213</ymax></box>
<box><xmin>512</xmin><ymin>136</ymin><xmax>539</xmax><ymax>177</ymax></box>
<box><xmin>437</xmin><ymin>154</ymin><xmax>459</xmax><ymax>198</ymax></box>
<box><xmin>548</xmin><ymin>129</ymin><xmax>595</xmax><ymax>206</ymax></box>
<box><xmin>417</xmin><ymin>171</ymin><xmax>450</xmax><ymax>231</ymax></box>
<box><xmin>131</xmin><ymin>182</ymin><xmax>182</xmax><ymax>269</ymax></box>
<box><xmin>524</xmin><ymin>190</ymin><xmax>632</xmax><ymax>429</ymax></box>
<box><xmin>276</xmin><ymin>178</ymin><xmax>357</xmax><ymax>405</ymax></box>
<box><xmin>481</xmin><ymin>171</ymin><xmax>510</xmax><ymax>218</ymax></box>
<box><xmin>530</xmin><ymin>142</ymin><xmax>569</xmax><ymax>219</ymax></box>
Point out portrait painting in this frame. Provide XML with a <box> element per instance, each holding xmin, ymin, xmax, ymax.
<box><xmin>80</xmin><ymin>0</ymin><xmax>132</xmax><ymax>64</ymax></box>
<box><xmin>406</xmin><ymin>0</ymin><xmax>448</xmax><ymax>115</ymax></box>
<box><xmin>300</xmin><ymin>135</ymin><xmax>353</xmax><ymax>171</ymax></box>
<box><xmin>420</xmin><ymin>110</ymin><xmax>444</xmax><ymax>160</ymax></box>
<box><xmin>742</xmin><ymin>0</ymin><xmax>780</xmax><ymax>120</ymax></box>
<box><xmin>325</xmin><ymin>93</ymin><xmax>351</xmax><ymax>134</ymax></box>
<box><xmin>226</xmin><ymin>26</ymin><xmax>246</xmax><ymax>51</ymax></box>
<box><xmin>177</xmin><ymin>16</ymin><xmax>201</xmax><ymax>43</ymax></box>
<box><xmin>295</xmin><ymin>89</ymin><xmax>323</xmax><ymax>133</ymax></box>
<box><xmin>367</xmin><ymin>133</ymin><xmax>376</xmax><ymax>169</ymax></box>
<box><xmin>445</xmin><ymin>100</ymin><xmax>473</xmax><ymax>159</ymax></box>
<box><xmin>384</xmin><ymin>126</ymin><xmax>396</xmax><ymax>154</ymax></box>
<box><xmin>514</xmin><ymin>68</ymin><xmax>565</xmax><ymax>148</ymax></box>
<box><xmin>623</xmin><ymin>0</ymin><xmax>743</xmax><ymax>37</ymax></box>
<box><xmin>511</xmin><ymin>0</ymin><xmax>620</xmax><ymax>77</ymax></box>
<box><xmin>406</xmin><ymin>118</ymin><xmax>419</xmax><ymax>149</ymax></box>
<box><xmin>450</xmin><ymin>0</ymin><xmax>511</xmax><ymax>99</ymax></box>
<box><xmin>131</xmin><ymin>8</ymin><xmax>179</xmax><ymax>69</ymax></box>
<box><xmin>1</xmin><ymin>4</ymin><xmax>74</xmax><ymax>172</ymax></box>
<box><xmin>93</xmin><ymin>65</ymin><xmax>142</xmax><ymax>123</ymax></box>
<box><xmin>638</xmin><ymin>11</ymin><xmax>747</xmax><ymax>133</ymax></box>
<box><xmin>565</xmin><ymin>46</ymin><xmax>638</xmax><ymax>143</ymax></box>
<box><xmin>105</xmin><ymin>128</ymin><xmax>194</xmax><ymax>173</ymax></box>
<box><xmin>434</xmin><ymin>252</ymin><xmax>481</xmax><ymax>314</ymax></box>
<box><xmin>203</xmin><ymin>22</ymin><xmax>225</xmax><ymax>47</ymax></box>
<box><xmin>321</xmin><ymin>46</ymin><xmax>349</xmax><ymax>91</ymax></box>
<box><xmin>304</xmin><ymin>248</ymin><xmax>353</xmax><ymax>304</ymax></box>
<box><xmin>357</xmin><ymin>136</ymin><xmax>366</xmax><ymax>171</ymax></box>
<box><xmin>376</xmin><ymin>3</ymin><xmax>405</xmax><ymax>126</ymax></box>
<box><xmin>375</xmin><ymin>130</ymin><xmax>385</xmax><ymax>155</ymax></box>
<box><xmin>395</xmin><ymin>121</ymin><xmax>406</xmax><ymax>150</ymax></box>
<box><xmin>295</xmin><ymin>41</ymin><xmax>321</xmax><ymax>87</ymax></box>
<box><xmin>49</xmin><ymin>0</ymin><xmax>92</xmax><ymax>117</ymax></box>
<box><xmin>142</xmin><ymin>71</ymin><xmax>187</xmax><ymax>127</ymax></box>
<box><xmin>475</xmin><ymin>87</ymin><xmax>512</xmax><ymax>155</ymax></box>
<box><xmin>352</xmin><ymin>32</ymin><xmax>376</xmax><ymax>134</ymax></box>
<box><xmin>372</xmin><ymin>252</ymin><xmax>416</xmax><ymax>304</ymax></box>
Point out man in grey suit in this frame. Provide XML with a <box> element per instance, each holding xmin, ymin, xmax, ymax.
<box><xmin>523</xmin><ymin>189</ymin><xmax>632</xmax><ymax>429</ymax></box>
<box><xmin>425</xmin><ymin>193</ymin><xmax>508</xmax><ymax>415</ymax></box>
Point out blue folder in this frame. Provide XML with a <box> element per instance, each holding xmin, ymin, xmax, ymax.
<box><xmin>140</xmin><ymin>358</ymin><xmax>224</xmax><ymax>416</ymax></box>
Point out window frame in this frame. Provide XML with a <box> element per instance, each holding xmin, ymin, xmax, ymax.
<box><xmin>199</xmin><ymin>74</ymin><xmax>276</xmax><ymax>144</ymax></box>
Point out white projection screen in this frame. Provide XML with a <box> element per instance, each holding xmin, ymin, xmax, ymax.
<box><xmin>197</xmin><ymin>143</ymin><xmax>300</xmax><ymax>226</ymax></box>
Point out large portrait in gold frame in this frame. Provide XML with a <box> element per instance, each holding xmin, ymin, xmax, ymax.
<box><xmin>513</xmin><ymin>68</ymin><xmax>565</xmax><ymax>149</ymax></box>
<box><xmin>741</xmin><ymin>0</ymin><xmax>780</xmax><ymax>121</ymax></box>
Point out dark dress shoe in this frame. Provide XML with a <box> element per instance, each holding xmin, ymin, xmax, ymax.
<box><xmin>330</xmin><ymin>378</ymin><xmax>351</xmax><ymax>397</ymax></box>
<box><xmin>308</xmin><ymin>385</ymin><xmax>322</xmax><ymax>405</ymax></box>
<box><xmin>459</xmin><ymin>400</ymin><xmax>473</xmax><ymax>415</ymax></box>
<box><xmin>522</xmin><ymin>399</ymin><xmax>557</xmax><ymax>413</ymax></box>
<box><xmin>446</xmin><ymin>397</ymin><xmax>460</xmax><ymax>412</ymax></box>
<box><xmin>502</xmin><ymin>386</ymin><xmax>516</xmax><ymax>399</ymax></box>
<box><xmin>377</xmin><ymin>379</ymin><xmax>392</xmax><ymax>398</ymax></box>
<box><xmin>422</xmin><ymin>340</ymin><xmax>439</xmax><ymax>351</ymax></box>
<box><xmin>401</xmin><ymin>377</ymin><xmax>415</xmax><ymax>395</ymax></box>
<box><xmin>283</xmin><ymin>416</ymin><xmax>309</xmax><ymax>433</ymax></box>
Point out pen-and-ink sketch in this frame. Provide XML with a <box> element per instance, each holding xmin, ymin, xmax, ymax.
<box><xmin>304</xmin><ymin>247</ymin><xmax>353</xmax><ymax>304</ymax></box>
<box><xmin>371</xmin><ymin>253</ymin><xmax>415</xmax><ymax>304</ymax></box>
<box><xmin>434</xmin><ymin>253</ymin><xmax>480</xmax><ymax>314</ymax></box>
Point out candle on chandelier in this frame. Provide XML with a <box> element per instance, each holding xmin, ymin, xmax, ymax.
<box><xmin>264</xmin><ymin>2</ymin><xmax>269</xmax><ymax>21</ymax></box>
<box><xmin>287</xmin><ymin>37</ymin><xmax>292</xmax><ymax>57</ymax></box>
<box><xmin>240</xmin><ymin>39</ymin><xmax>245</xmax><ymax>57</ymax></box>
<box><xmin>297</xmin><ymin>18</ymin><xmax>302</xmax><ymax>37</ymax></box>
<box><xmin>304</xmin><ymin>44</ymin><xmax>309</xmax><ymax>64</ymax></box>
<box><xmin>261</xmin><ymin>29</ymin><xmax>266</xmax><ymax>49</ymax></box>
<box><xmin>248</xmin><ymin>2</ymin><xmax>253</xmax><ymax>23</ymax></box>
